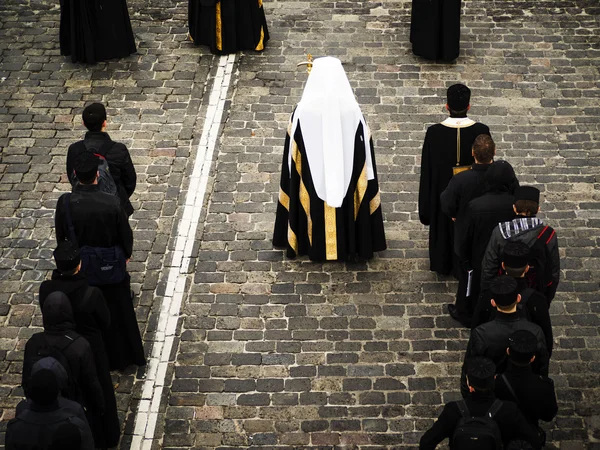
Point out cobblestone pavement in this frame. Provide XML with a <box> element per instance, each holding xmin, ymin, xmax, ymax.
<box><xmin>1</xmin><ymin>0</ymin><xmax>600</xmax><ymax>449</ymax></box>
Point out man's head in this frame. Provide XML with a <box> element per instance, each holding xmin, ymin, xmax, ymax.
<box><xmin>507</xmin><ymin>330</ymin><xmax>537</xmax><ymax>366</ymax></box>
<box><xmin>82</xmin><ymin>102</ymin><xmax>107</xmax><ymax>132</ymax></box>
<box><xmin>490</xmin><ymin>275</ymin><xmax>520</xmax><ymax>312</ymax></box>
<box><xmin>28</xmin><ymin>368</ymin><xmax>59</xmax><ymax>406</ymax></box>
<box><xmin>74</xmin><ymin>151</ymin><xmax>99</xmax><ymax>185</ymax></box>
<box><xmin>465</xmin><ymin>356</ymin><xmax>496</xmax><ymax>393</ymax></box>
<box><xmin>472</xmin><ymin>134</ymin><xmax>495</xmax><ymax>164</ymax></box>
<box><xmin>53</xmin><ymin>241</ymin><xmax>81</xmax><ymax>276</ymax></box>
<box><xmin>513</xmin><ymin>186</ymin><xmax>540</xmax><ymax>216</ymax></box>
<box><xmin>501</xmin><ymin>241</ymin><xmax>530</xmax><ymax>278</ymax></box>
<box><xmin>446</xmin><ymin>83</ymin><xmax>471</xmax><ymax>116</ymax></box>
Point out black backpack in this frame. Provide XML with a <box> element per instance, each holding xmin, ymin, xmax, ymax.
<box><xmin>522</xmin><ymin>226</ymin><xmax>555</xmax><ymax>297</ymax></box>
<box><xmin>451</xmin><ymin>399</ymin><xmax>504</xmax><ymax>450</ymax></box>
<box><xmin>24</xmin><ymin>331</ymin><xmax>82</xmax><ymax>404</ymax></box>
<box><xmin>70</xmin><ymin>140</ymin><xmax>118</xmax><ymax>196</ymax></box>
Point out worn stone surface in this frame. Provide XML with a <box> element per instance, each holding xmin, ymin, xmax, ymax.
<box><xmin>1</xmin><ymin>0</ymin><xmax>600</xmax><ymax>449</ymax></box>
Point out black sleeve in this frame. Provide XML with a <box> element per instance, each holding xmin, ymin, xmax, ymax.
<box><xmin>457</xmin><ymin>204</ymin><xmax>474</xmax><ymax>264</ymax></box>
<box><xmin>116</xmin><ymin>203</ymin><xmax>134</xmax><ymax>258</ymax></box>
<box><xmin>480</xmin><ymin>230</ymin><xmax>502</xmax><ymax>291</ymax></box>
<box><xmin>419</xmin><ymin>403</ymin><xmax>459</xmax><ymax>450</ymax></box>
<box><xmin>119</xmin><ymin>145</ymin><xmax>137</xmax><ymax>197</ymax></box>
<box><xmin>511</xmin><ymin>406</ymin><xmax>544</xmax><ymax>449</ymax></box>
<box><xmin>419</xmin><ymin>131</ymin><xmax>432</xmax><ymax>226</ymax></box>
<box><xmin>532</xmin><ymin>332</ymin><xmax>550</xmax><ymax>377</ymax></box>
<box><xmin>538</xmin><ymin>377</ymin><xmax>559</xmax><ymax>422</ymax></box>
<box><xmin>66</xmin><ymin>143</ymin><xmax>76</xmax><ymax>185</ymax></box>
<box><xmin>440</xmin><ymin>177</ymin><xmax>460</xmax><ymax>219</ymax></box>
<box><xmin>530</xmin><ymin>294</ymin><xmax>553</xmax><ymax>356</ymax></box>
<box><xmin>79</xmin><ymin>342</ymin><xmax>105</xmax><ymax>414</ymax></box>
<box><xmin>471</xmin><ymin>291</ymin><xmax>492</xmax><ymax>328</ymax></box>
<box><xmin>93</xmin><ymin>287</ymin><xmax>111</xmax><ymax>330</ymax></box>
<box><xmin>461</xmin><ymin>330</ymin><xmax>485</xmax><ymax>397</ymax></box>
<box><xmin>546</xmin><ymin>232</ymin><xmax>560</xmax><ymax>302</ymax></box>
<box><xmin>55</xmin><ymin>194</ymin><xmax>67</xmax><ymax>243</ymax></box>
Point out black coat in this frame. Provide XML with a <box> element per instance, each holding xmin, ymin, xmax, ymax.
<box><xmin>495</xmin><ymin>361</ymin><xmax>558</xmax><ymax>426</ymax></box>
<box><xmin>419</xmin><ymin>391</ymin><xmax>543</xmax><ymax>449</ymax></box>
<box><xmin>66</xmin><ymin>131</ymin><xmax>136</xmax><ymax>216</ymax></box>
<box><xmin>440</xmin><ymin>163</ymin><xmax>490</xmax><ymax>222</ymax></box>
<box><xmin>55</xmin><ymin>184</ymin><xmax>133</xmax><ymax>258</ymax></box>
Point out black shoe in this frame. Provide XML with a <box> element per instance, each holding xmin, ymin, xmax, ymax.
<box><xmin>447</xmin><ymin>304</ymin><xmax>471</xmax><ymax>328</ymax></box>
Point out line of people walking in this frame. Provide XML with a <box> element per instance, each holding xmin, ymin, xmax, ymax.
<box><xmin>419</xmin><ymin>84</ymin><xmax>560</xmax><ymax>449</ymax></box>
<box><xmin>6</xmin><ymin>104</ymin><xmax>145</xmax><ymax>449</ymax></box>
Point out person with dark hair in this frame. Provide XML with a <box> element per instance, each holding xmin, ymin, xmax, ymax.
<box><xmin>66</xmin><ymin>103</ymin><xmax>136</xmax><ymax>217</ymax></box>
<box><xmin>410</xmin><ymin>0</ymin><xmax>461</xmax><ymax>61</ymax></box>
<box><xmin>59</xmin><ymin>0</ymin><xmax>136</xmax><ymax>64</ymax></box>
<box><xmin>460</xmin><ymin>276</ymin><xmax>549</xmax><ymax>397</ymax></box>
<box><xmin>481</xmin><ymin>186</ymin><xmax>560</xmax><ymax>302</ymax></box>
<box><xmin>39</xmin><ymin>241</ymin><xmax>120</xmax><ymax>448</ymax></box>
<box><xmin>7</xmin><ymin>363</ymin><xmax>94</xmax><ymax>449</ymax></box>
<box><xmin>56</xmin><ymin>152</ymin><xmax>145</xmax><ymax>371</ymax></box>
<box><xmin>495</xmin><ymin>330</ymin><xmax>558</xmax><ymax>445</ymax></box>
<box><xmin>473</xmin><ymin>241</ymin><xmax>553</xmax><ymax>355</ymax></box>
<box><xmin>419</xmin><ymin>84</ymin><xmax>491</xmax><ymax>277</ymax></box>
<box><xmin>447</xmin><ymin>160</ymin><xmax>519</xmax><ymax>327</ymax></box>
<box><xmin>419</xmin><ymin>357</ymin><xmax>542</xmax><ymax>449</ymax></box>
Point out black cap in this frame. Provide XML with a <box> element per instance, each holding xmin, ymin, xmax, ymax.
<box><xmin>508</xmin><ymin>330</ymin><xmax>537</xmax><ymax>364</ymax></box>
<box><xmin>50</xmin><ymin>423</ymin><xmax>82</xmax><ymax>450</ymax></box>
<box><xmin>502</xmin><ymin>241</ymin><xmax>530</xmax><ymax>269</ymax></box>
<box><xmin>515</xmin><ymin>186</ymin><xmax>540</xmax><ymax>203</ymax></box>
<box><xmin>447</xmin><ymin>84</ymin><xmax>471</xmax><ymax>111</ymax></box>
<box><xmin>29</xmin><ymin>368</ymin><xmax>59</xmax><ymax>406</ymax></box>
<box><xmin>74</xmin><ymin>151</ymin><xmax>99</xmax><ymax>183</ymax></box>
<box><xmin>82</xmin><ymin>102</ymin><xmax>107</xmax><ymax>130</ymax></box>
<box><xmin>490</xmin><ymin>275</ymin><xmax>519</xmax><ymax>306</ymax></box>
<box><xmin>466</xmin><ymin>357</ymin><xmax>496</xmax><ymax>390</ymax></box>
<box><xmin>53</xmin><ymin>241</ymin><xmax>80</xmax><ymax>273</ymax></box>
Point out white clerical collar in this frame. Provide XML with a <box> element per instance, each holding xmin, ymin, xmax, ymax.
<box><xmin>441</xmin><ymin>117</ymin><xmax>476</xmax><ymax>128</ymax></box>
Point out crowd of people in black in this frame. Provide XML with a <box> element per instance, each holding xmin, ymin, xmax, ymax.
<box><xmin>419</xmin><ymin>84</ymin><xmax>560</xmax><ymax>449</ymax></box>
<box><xmin>6</xmin><ymin>104</ymin><xmax>145</xmax><ymax>449</ymax></box>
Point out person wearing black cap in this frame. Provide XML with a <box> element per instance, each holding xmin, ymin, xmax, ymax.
<box><xmin>38</xmin><ymin>241</ymin><xmax>120</xmax><ymax>448</ymax></box>
<box><xmin>55</xmin><ymin>151</ymin><xmax>146</xmax><ymax>372</ymax></box>
<box><xmin>460</xmin><ymin>276</ymin><xmax>549</xmax><ymax>398</ymax></box>
<box><xmin>419</xmin><ymin>84</ymin><xmax>491</xmax><ymax>277</ymax></box>
<box><xmin>473</xmin><ymin>241</ymin><xmax>553</xmax><ymax>355</ymax></box>
<box><xmin>420</xmin><ymin>356</ymin><xmax>543</xmax><ymax>449</ymax></box>
<box><xmin>495</xmin><ymin>330</ymin><xmax>558</xmax><ymax>445</ymax></box>
<box><xmin>446</xmin><ymin>160</ymin><xmax>519</xmax><ymax>327</ymax></box>
<box><xmin>7</xmin><ymin>367</ymin><xmax>94</xmax><ymax>450</ymax></box>
<box><xmin>481</xmin><ymin>185</ymin><xmax>560</xmax><ymax>302</ymax></box>
<box><xmin>67</xmin><ymin>102</ymin><xmax>137</xmax><ymax>217</ymax></box>
<box><xmin>410</xmin><ymin>0</ymin><xmax>461</xmax><ymax>61</ymax></box>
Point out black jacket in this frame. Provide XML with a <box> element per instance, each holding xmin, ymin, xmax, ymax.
<box><xmin>473</xmin><ymin>278</ymin><xmax>553</xmax><ymax>355</ymax></box>
<box><xmin>67</xmin><ymin>131</ymin><xmax>136</xmax><ymax>216</ymax></box>
<box><xmin>55</xmin><ymin>184</ymin><xmax>133</xmax><ymax>258</ymax></box>
<box><xmin>23</xmin><ymin>292</ymin><xmax>104</xmax><ymax>414</ymax></box>
<box><xmin>440</xmin><ymin>163</ymin><xmax>490</xmax><ymax>221</ymax></box>
<box><xmin>419</xmin><ymin>391</ymin><xmax>543</xmax><ymax>449</ymax></box>
<box><xmin>461</xmin><ymin>311</ymin><xmax>549</xmax><ymax>397</ymax></box>
<box><xmin>495</xmin><ymin>361</ymin><xmax>558</xmax><ymax>426</ymax></box>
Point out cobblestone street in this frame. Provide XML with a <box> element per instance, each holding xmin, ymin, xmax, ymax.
<box><xmin>1</xmin><ymin>0</ymin><xmax>599</xmax><ymax>448</ymax></box>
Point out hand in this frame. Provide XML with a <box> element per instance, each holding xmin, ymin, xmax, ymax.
<box><xmin>126</xmin><ymin>258</ymin><xmax>130</xmax><ymax>264</ymax></box>
<box><xmin>452</xmin><ymin>217</ymin><xmax>456</xmax><ymax>222</ymax></box>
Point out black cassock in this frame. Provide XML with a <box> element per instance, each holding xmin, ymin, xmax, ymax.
<box><xmin>418</xmin><ymin>120</ymin><xmax>490</xmax><ymax>275</ymax></box>
<box><xmin>273</xmin><ymin>118</ymin><xmax>386</xmax><ymax>262</ymax></box>
<box><xmin>189</xmin><ymin>0</ymin><xmax>269</xmax><ymax>54</ymax></box>
<box><xmin>410</xmin><ymin>0</ymin><xmax>461</xmax><ymax>61</ymax></box>
<box><xmin>60</xmin><ymin>0</ymin><xmax>136</xmax><ymax>64</ymax></box>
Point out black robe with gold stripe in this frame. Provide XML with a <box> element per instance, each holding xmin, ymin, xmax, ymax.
<box><xmin>188</xmin><ymin>0</ymin><xmax>269</xmax><ymax>55</ymax></box>
<box><xmin>273</xmin><ymin>119</ymin><xmax>387</xmax><ymax>262</ymax></box>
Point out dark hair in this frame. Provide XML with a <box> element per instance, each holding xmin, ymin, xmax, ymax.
<box><xmin>505</xmin><ymin>265</ymin><xmax>527</xmax><ymax>277</ymax></box>
<box><xmin>472</xmin><ymin>134</ymin><xmax>495</xmax><ymax>164</ymax></box>
<box><xmin>514</xmin><ymin>199</ymin><xmax>539</xmax><ymax>216</ymax></box>
<box><xmin>497</xmin><ymin>300</ymin><xmax>519</xmax><ymax>312</ymax></box>
<box><xmin>82</xmin><ymin>103</ymin><xmax>107</xmax><ymax>132</ymax></box>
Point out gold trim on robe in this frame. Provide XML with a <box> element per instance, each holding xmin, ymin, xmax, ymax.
<box><xmin>324</xmin><ymin>203</ymin><xmax>338</xmax><ymax>260</ymax></box>
<box><xmin>216</xmin><ymin>2</ymin><xmax>223</xmax><ymax>51</ymax></box>
<box><xmin>369</xmin><ymin>191</ymin><xmax>381</xmax><ymax>215</ymax></box>
<box><xmin>258</xmin><ymin>0</ymin><xmax>263</xmax><ymax>6</ymax></box>
<box><xmin>288</xmin><ymin>226</ymin><xmax>298</xmax><ymax>253</ymax></box>
<box><xmin>255</xmin><ymin>27</ymin><xmax>265</xmax><ymax>51</ymax></box>
<box><xmin>353</xmin><ymin>164</ymin><xmax>368</xmax><ymax>220</ymax></box>
<box><xmin>279</xmin><ymin>188</ymin><xmax>290</xmax><ymax>211</ymax></box>
<box><xmin>291</xmin><ymin>140</ymin><xmax>313</xmax><ymax>246</ymax></box>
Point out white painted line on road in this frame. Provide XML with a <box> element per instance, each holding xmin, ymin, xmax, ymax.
<box><xmin>130</xmin><ymin>53</ymin><xmax>236</xmax><ymax>450</ymax></box>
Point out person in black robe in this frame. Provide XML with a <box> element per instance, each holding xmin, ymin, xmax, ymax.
<box><xmin>39</xmin><ymin>241</ymin><xmax>120</xmax><ymax>448</ymax></box>
<box><xmin>55</xmin><ymin>152</ymin><xmax>146</xmax><ymax>371</ymax></box>
<box><xmin>273</xmin><ymin>57</ymin><xmax>386</xmax><ymax>261</ymax></box>
<box><xmin>189</xmin><ymin>0</ymin><xmax>269</xmax><ymax>55</ymax></box>
<box><xmin>418</xmin><ymin>84</ymin><xmax>490</xmax><ymax>276</ymax></box>
<box><xmin>60</xmin><ymin>0</ymin><xmax>137</xmax><ymax>64</ymax></box>
<box><xmin>410</xmin><ymin>0</ymin><xmax>461</xmax><ymax>61</ymax></box>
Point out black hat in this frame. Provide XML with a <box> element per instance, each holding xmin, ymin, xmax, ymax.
<box><xmin>466</xmin><ymin>357</ymin><xmax>496</xmax><ymax>390</ymax></box>
<box><xmin>502</xmin><ymin>241</ymin><xmax>530</xmax><ymax>269</ymax></box>
<box><xmin>82</xmin><ymin>102</ymin><xmax>107</xmax><ymax>130</ymax></box>
<box><xmin>74</xmin><ymin>151</ymin><xmax>99</xmax><ymax>183</ymax></box>
<box><xmin>490</xmin><ymin>275</ymin><xmax>519</xmax><ymax>306</ymax></box>
<box><xmin>508</xmin><ymin>330</ymin><xmax>537</xmax><ymax>364</ymax></box>
<box><xmin>53</xmin><ymin>241</ymin><xmax>80</xmax><ymax>273</ymax></box>
<box><xmin>515</xmin><ymin>186</ymin><xmax>540</xmax><ymax>203</ymax></box>
<box><xmin>29</xmin><ymin>368</ymin><xmax>59</xmax><ymax>406</ymax></box>
<box><xmin>447</xmin><ymin>84</ymin><xmax>471</xmax><ymax>111</ymax></box>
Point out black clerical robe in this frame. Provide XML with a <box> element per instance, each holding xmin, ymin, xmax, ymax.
<box><xmin>273</xmin><ymin>119</ymin><xmax>386</xmax><ymax>262</ymax></box>
<box><xmin>410</xmin><ymin>0</ymin><xmax>461</xmax><ymax>61</ymax></box>
<box><xmin>418</xmin><ymin>119</ymin><xmax>490</xmax><ymax>275</ymax></box>
<box><xmin>189</xmin><ymin>0</ymin><xmax>269</xmax><ymax>55</ymax></box>
<box><xmin>60</xmin><ymin>0</ymin><xmax>136</xmax><ymax>64</ymax></box>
